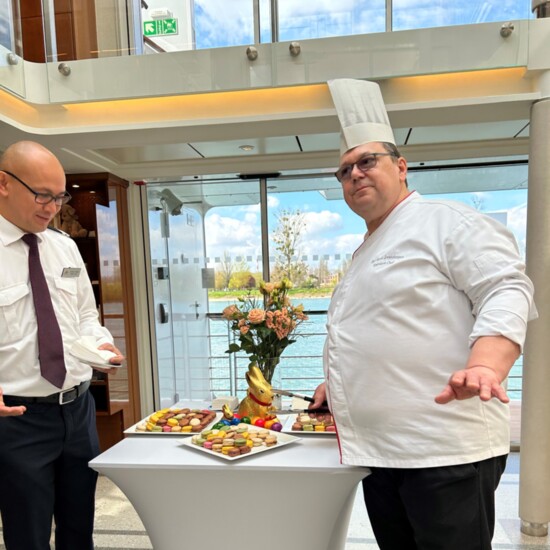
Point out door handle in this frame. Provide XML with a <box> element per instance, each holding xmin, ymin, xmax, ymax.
<box><xmin>158</xmin><ymin>303</ymin><xmax>169</xmax><ymax>323</ymax></box>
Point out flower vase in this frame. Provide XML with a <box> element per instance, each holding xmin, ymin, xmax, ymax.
<box><xmin>269</xmin><ymin>367</ymin><xmax>282</xmax><ymax>411</ymax></box>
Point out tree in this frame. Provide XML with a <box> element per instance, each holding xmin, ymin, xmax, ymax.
<box><xmin>271</xmin><ymin>209</ymin><xmax>309</xmax><ymax>285</ymax></box>
<box><xmin>216</xmin><ymin>251</ymin><xmax>249</xmax><ymax>289</ymax></box>
<box><xmin>315</xmin><ymin>256</ymin><xmax>330</xmax><ymax>286</ymax></box>
<box><xmin>228</xmin><ymin>271</ymin><xmax>254</xmax><ymax>289</ymax></box>
<box><xmin>335</xmin><ymin>256</ymin><xmax>352</xmax><ymax>284</ymax></box>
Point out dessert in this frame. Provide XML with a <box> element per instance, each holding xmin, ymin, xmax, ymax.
<box><xmin>191</xmin><ymin>424</ymin><xmax>279</xmax><ymax>456</ymax></box>
<box><xmin>134</xmin><ymin>408</ymin><xmax>217</xmax><ymax>433</ymax></box>
<box><xmin>290</xmin><ymin>411</ymin><xmax>336</xmax><ymax>433</ymax></box>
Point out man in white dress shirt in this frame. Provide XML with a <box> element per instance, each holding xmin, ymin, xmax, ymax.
<box><xmin>0</xmin><ymin>141</ymin><xmax>124</xmax><ymax>550</ymax></box>
<box><xmin>311</xmin><ymin>79</ymin><xmax>537</xmax><ymax>549</ymax></box>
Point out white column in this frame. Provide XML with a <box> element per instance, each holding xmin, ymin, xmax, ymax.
<box><xmin>520</xmin><ymin>70</ymin><xmax>550</xmax><ymax>537</ymax></box>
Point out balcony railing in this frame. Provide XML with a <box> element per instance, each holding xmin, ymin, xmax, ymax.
<box><xmin>207</xmin><ymin>312</ymin><xmax>524</xmax><ymax>401</ymax></box>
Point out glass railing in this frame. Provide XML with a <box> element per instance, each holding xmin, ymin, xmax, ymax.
<box><xmin>0</xmin><ymin>0</ymin><xmax>535</xmax><ymax>63</ymax></box>
<box><xmin>0</xmin><ymin>0</ymin><xmax>537</xmax><ymax>105</ymax></box>
<box><xmin>208</xmin><ymin>311</ymin><xmax>326</xmax><ymax>400</ymax></box>
<box><xmin>206</xmin><ymin>312</ymin><xmax>524</xmax><ymax>401</ymax></box>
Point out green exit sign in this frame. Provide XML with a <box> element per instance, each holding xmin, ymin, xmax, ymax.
<box><xmin>143</xmin><ymin>18</ymin><xmax>178</xmax><ymax>37</ymax></box>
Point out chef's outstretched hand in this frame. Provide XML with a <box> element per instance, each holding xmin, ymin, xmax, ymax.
<box><xmin>435</xmin><ymin>365</ymin><xmax>509</xmax><ymax>404</ymax></box>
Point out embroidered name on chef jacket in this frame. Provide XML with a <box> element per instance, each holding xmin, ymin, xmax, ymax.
<box><xmin>371</xmin><ymin>254</ymin><xmax>404</xmax><ymax>268</ymax></box>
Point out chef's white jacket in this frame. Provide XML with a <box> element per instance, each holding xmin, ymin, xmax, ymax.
<box><xmin>325</xmin><ymin>192</ymin><xmax>536</xmax><ymax>468</ymax></box>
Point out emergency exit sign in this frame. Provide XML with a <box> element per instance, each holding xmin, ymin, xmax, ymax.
<box><xmin>143</xmin><ymin>18</ymin><xmax>178</xmax><ymax>37</ymax></box>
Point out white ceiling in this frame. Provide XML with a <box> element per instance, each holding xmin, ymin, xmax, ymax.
<box><xmin>0</xmin><ymin>89</ymin><xmax>531</xmax><ymax>185</ymax></box>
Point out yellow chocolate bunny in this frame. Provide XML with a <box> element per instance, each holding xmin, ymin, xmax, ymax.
<box><xmin>238</xmin><ymin>364</ymin><xmax>275</xmax><ymax>419</ymax></box>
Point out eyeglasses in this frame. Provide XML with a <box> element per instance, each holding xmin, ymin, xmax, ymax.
<box><xmin>2</xmin><ymin>170</ymin><xmax>71</xmax><ymax>206</ymax></box>
<box><xmin>335</xmin><ymin>152</ymin><xmax>398</xmax><ymax>183</ymax></box>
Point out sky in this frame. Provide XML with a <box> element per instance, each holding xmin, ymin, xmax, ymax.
<box><xmin>196</xmin><ymin>184</ymin><xmax>529</xmax><ymax>273</ymax></box>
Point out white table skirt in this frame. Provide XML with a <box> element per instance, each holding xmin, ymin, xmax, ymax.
<box><xmin>90</xmin><ymin>432</ymin><xmax>368</xmax><ymax>550</ymax></box>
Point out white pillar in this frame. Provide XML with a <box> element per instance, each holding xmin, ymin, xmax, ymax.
<box><xmin>520</xmin><ymin>70</ymin><xmax>550</xmax><ymax>537</ymax></box>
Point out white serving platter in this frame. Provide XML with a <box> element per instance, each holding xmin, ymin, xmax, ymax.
<box><xmin>78</xmin><ymin>358</ymin><xmax>124</xmax><ymax>369</ymax></box>
<box><xmin>282</xmin><ymin>414</ymin><xmax>337</xmax><ymax>436</ymax></box>
<box><xmin>181</xmin><ymin>428</ymin><xmax>300</xmax><ymax>461</ymax></box>
<box><xmin>125</xmin><ymin>411</ymin><xmax>221</xmax><ymax>436</ymax></box>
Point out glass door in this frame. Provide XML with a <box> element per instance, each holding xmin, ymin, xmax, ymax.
<box><xmin>148</xmin><ymin>188</ymin><xmax>210</xmax><ymax>407</ymax></box>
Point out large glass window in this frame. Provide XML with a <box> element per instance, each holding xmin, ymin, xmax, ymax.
<box><xmin>393</xmin><ymin>0</ymin><xmax>533</xmax><ymax>31</ymax></box>
<box><xmin>276</xmin><ymin>1</ymin><xmax>386</xmax><ymax>41</ymax></box>
<box><xmin>194</xmin><ymin>0</ymin><xmax>255</xmax><ymax>49</ymax></box>
<box><xmin>147</xmin><ymin>161</ymin><xmax>528</xmax><ymax>405</ymax></box>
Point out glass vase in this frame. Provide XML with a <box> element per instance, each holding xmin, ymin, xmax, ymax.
<box><xmin>269</xmin><ymin>366</ymin><xmax>283</xmax><ymax>411</ymax></box>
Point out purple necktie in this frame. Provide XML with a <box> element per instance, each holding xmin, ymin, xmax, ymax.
<box><xmin>22</xmin><ymin>233</ymin><xmax>66</xmax><ymax>389</ymax></box>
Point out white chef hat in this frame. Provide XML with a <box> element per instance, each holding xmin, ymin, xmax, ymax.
<box><xmin>328</xmin><ymin>78</ymin><xmax>395</xmax><ymax>156</ymax></box>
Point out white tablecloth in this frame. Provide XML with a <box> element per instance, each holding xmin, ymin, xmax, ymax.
<box><xmin>90</xmin><ymin>428</ymin><xmax>368</xmax><ymax>550</ymax></box>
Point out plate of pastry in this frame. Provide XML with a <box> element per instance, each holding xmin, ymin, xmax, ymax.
<box><xmin>182</xmin><ymin>424</ymin><xmax>300</xmax><ymax>461</ymax></box>
<box><xmin>282</xmin><ymin>411</ymin><xmax>337</xmax><ymax>435</ymax></box>
<box><xmin>125</xmin><ymin>408</ymin><xmax>219</xmax><ymax>435</ymax></box>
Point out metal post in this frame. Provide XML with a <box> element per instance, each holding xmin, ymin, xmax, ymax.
<box><xmin>520</xmin><ymin>70</ymin><xmax>550</xmax><ymax>537</ymax></box>
<box><xmin>253</xmin><ymin>0</ymin><xmax>261</xmax><ymax>43</ymax></box>
<box><xmin>42</xmin><ymin>0</ymin><xmax>58</xmax><ymax>61</ymax></box>
<box><xmin>270</xmin><ymin>0</ymin><xmax>279</xmax><ymax>42</ymax></box>
<box><xmin>259</xmin><ymin>177</ymin><xmax>270</xmax><ymax>281</ymax></box>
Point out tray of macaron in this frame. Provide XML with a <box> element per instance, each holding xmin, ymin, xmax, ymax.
<box><xmin>282</xmin><ymin>409</ymin><xmax>337</xmax><ymax>435</ymax></box>
<box><xmin>182</xmin><ymin>422</ymin><xmax>300</xmax><ymax>461</ymax></box>
<box><xmin>126</xmin><ymin>408</ymin><xmax>220</xmax><ymax>435</ymax></box>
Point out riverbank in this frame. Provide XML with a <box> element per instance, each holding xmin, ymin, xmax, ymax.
<box><xmin>208</xmin><ymin>288</ymin><xmax>334</xmax><ymax>301</ymax></box>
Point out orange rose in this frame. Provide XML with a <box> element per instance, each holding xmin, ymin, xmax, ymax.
<box><xmin>247</xmin><ymin>308</ymin><xmax>266</xmax><ymax>324</ymax></box>
<box><xmin>222</xmin><ymin>304</ymin><xmax>239</xmax><ymax>319</ymax></box>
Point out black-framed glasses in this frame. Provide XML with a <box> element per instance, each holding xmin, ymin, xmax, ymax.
<box><xmin>335</xmin><ymin>152</ymin><xmax>398</xmax><ymax>183</ymax></box>
<box><xmin>2</xmin><ymin>170</ymin><xmax>71</xmax><ymax>206</ymax></box>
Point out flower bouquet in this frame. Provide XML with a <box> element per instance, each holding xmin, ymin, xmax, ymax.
<box><xmin>222</xmin><ymin>279</ymin><xmax>309</xmax><ymax>384</ymax></box>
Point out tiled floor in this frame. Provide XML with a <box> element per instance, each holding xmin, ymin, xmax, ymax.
<box><xmin>1</xmin><ymin>452</ymin><xmax>548</xmax><ymax>549</ymax></box>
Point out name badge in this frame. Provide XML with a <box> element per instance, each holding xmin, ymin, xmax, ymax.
<box><xmin>62</xmin><ymin>267</ymin><xmax>81</xmax><ymax>278</ymax></box>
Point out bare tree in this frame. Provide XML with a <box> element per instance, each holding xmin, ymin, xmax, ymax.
<box><xmin>271</xmin><ymin>209</ymin><xmax>309</xmax><ymax>284</ymax></box>
<box><xmin>217</xmin><ymin>251</ymin><xmax>249</xmax><ymax>289</ymax></box>
<box><xmin>217</xmin><ymin>251</ymin><xmax>234</xmax><ymax>289</ymax></box>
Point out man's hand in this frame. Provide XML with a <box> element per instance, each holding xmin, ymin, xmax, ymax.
<box><xmin>0</xmin><ymin>387</ymin><xmax>26</xmax><ymax>417</ymax></box>
<box><xmin>435</xmin><ymin>365</ymin><xmax>509</xmax><ymax>405</ymax></box>
<box><xmin>93</xmin><ymin>343</ymin><xmax>125</xmax><ymax>375</ymax></box>
<box><xmin>308</xmin><ymin>382</ymin><xmax>328</xmax><ymax>410</ymax></box>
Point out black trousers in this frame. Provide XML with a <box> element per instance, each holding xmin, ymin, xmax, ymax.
<box><xmin>362</xmin><ymin>455</ymin><xmax>507</xmax><ymax>550</ymax></box>
<box><xmin>0</xmin><ymin>391</ymin><xmax>100</xmax><ymax>550</ymax></box>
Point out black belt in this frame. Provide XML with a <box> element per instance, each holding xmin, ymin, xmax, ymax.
<box><xmin>4</xmin><ymin>380</ymin><xmax>91</xmax><ymax>405</ymax></box>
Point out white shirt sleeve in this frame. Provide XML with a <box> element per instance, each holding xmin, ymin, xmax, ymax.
<box><xmin>442</xmin><ymin>209</ymin><xmax>537</xmax><ymax>350</ymax></box>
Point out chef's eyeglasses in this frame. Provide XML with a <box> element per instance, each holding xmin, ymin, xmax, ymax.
<box><xmin>2</xmin><ymin>170</ymin><xmax>71</xmax><ymax>206</ymax></box>
<box><xmin>335</xmin><ymin>152</ymin><xmax>398</xmax><ymax>183</ymax></box>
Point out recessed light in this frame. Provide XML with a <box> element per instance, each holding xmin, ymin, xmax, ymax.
<box><xmin>90</xmin><ymin>190</ymin><xmax>96</xmax><ymax>194</ymax></box>
<box><xmin>72</xmin><ymin>184</ymin><xmax>80</xmax><ymax>188</ymax></box>
<box><xmin>239</xmin><ymin>144</ymin><xmax>255</xmax><ymax>151</ymax></box>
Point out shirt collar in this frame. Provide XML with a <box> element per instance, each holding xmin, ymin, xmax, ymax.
<box><xmin>0</xmin><ymin>214</ymin><xmax>44</xmax><ymax>247</ymax></box>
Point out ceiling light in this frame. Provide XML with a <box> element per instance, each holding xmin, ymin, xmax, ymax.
<box><xmin>72</xmin><ymin>184</ymin><xmax>80</xmax><ymax>188</ymax></box>
<box><xmin>239</xmin><ymin>145</ymin><xmax>255</xmax><ymax>151</ymax></box>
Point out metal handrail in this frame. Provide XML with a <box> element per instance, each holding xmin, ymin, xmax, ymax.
<box><xmin>207</xmin><ymin>312</ymin><xmax>523</xmax><ymax>399</ymax></box>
